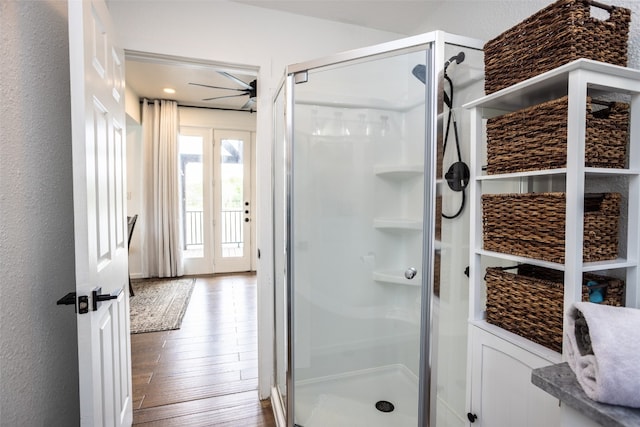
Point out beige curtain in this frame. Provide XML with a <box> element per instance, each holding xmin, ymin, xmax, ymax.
<box><xmin>141</xmin><ymin>99</ymin><xmax>183</xmax><ymax>278</ymax></box>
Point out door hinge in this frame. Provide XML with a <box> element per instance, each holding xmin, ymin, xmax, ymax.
<box><xmin>294</xmin><ymin>71</ymin><xmax>308</xmax><ymax>84</ymax></box>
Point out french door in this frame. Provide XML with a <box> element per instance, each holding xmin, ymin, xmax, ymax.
<box><xmin>180</xmin><ymin>127</ymin><xmax>253</xmax><ymax>274</ymax></box>
<box><xmin>213</xmin><ymin>130</ymin><xmax>252</xmax><ymax>272</ymax></box>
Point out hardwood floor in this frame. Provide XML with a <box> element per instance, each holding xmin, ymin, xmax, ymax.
<box><xmin>131</xmin><ymin>273</ymin><xmax>277</xmax><ymax>426</ymax></box>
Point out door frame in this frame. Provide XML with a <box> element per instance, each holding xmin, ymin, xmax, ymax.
<box><xmin>123</xmin><ymin>52</ymin><xmax>259</xmax><ymax>279</ymax></box>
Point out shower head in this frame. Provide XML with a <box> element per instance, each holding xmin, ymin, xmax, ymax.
<box><xmin>413</xmin><ymin>51</ymin><xmax>466</xmax><ymax>84</ymax></box>
<box><xmin>444</xmin><ymin>52</ymin><xmax>465</xmax><ymax>72</ymax></box>
<box><xmin>412</xmin><ymin>64</ymin><xmax>426</xmax><ymax>84</ymax></box>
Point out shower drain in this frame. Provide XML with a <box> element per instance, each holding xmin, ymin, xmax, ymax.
<box><xmin>375</xmin><ymin>400</ymin><xmax>395</xmax><ymax>413</ymax></box>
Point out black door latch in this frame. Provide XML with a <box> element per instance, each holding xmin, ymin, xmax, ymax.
<box><xmin>57</xmin><ymin>292</ymin><xmax>76</xmax><ymax>306</ymax></box>
<box><xmin>92</xmin><ymin>287</ymin><xmax>123</xmax><ymax>311</ymax></box>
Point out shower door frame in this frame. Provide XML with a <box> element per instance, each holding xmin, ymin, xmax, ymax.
<box><xmin>274</xmin><ymin>31</ymin><xmax>485</xmax><ymax>427</ymax></box>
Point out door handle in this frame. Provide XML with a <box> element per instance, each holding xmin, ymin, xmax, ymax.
<box><xmin>92</xmin><ymin>287</ymin><xmax>123</xmax><ymax>311</ymax></box>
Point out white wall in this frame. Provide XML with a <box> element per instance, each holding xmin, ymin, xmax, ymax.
<box><xmin>0</xmin><ymin>0</ymin><xmax>80</xmax><ymax>424</ymax></box>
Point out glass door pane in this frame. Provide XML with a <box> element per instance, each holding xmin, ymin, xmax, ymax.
<box><xmin>430</xmin><ymin>43</ymin><xmax>484</xmax><ymax>427</ymax></box>
<box><xmin>290</xmin><ymin>47</ymin><xmax>430</xmax><ymax>427</ymax></box>
<box><xmin>179</xmin><ymin>127</ymin><xmax>214</xmax><ymax>275</ymax></box>
<box><xmin>179</xmin><ymin>133</ymin><xmax>204</xmax><ymax>258</ymax></box>
<box><xmin>220</xmin><ymin>138</ymin><xmax>244</xmax><ymax>258</ymax></box>
<box><xmin>214</xmin><ymin>130</ymin><xmax>252</xmax><ymax>272</ymax></box>
<box><xmin>273</xmin><ymin>82</ymin><xmax>288</xmax><ymax>418</ymax></box>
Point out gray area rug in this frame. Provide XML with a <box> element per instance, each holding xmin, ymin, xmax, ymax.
<box><xmin>129</xmin><ymin>277</ymin><xmax>195</xmax><ymax>334</ymax></box>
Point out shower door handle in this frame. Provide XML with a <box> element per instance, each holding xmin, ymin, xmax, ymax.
<box><xmin>404</xmin><ymin>267</ymin><xmax>417</xmax><ymax>280</ymax></box>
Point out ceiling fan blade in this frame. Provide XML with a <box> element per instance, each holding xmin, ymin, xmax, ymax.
<box><xmin>218</xmin><ymin>71</ymin><xmax>253</xmax><ymax>90</ymax></box>
<box><xmin>240</xmin><ymin>98</ymin><xmax>256</xmax><ymax>110</ymax></box>
<box><xmin>189</xmin><ymin>82</ymin><xmax>246</xmax><ymax>92</ymax></box>
<box><xmin>202</xmin><ymin>93</ymin><xmax>248</xmax><ymax>101</ymax></box>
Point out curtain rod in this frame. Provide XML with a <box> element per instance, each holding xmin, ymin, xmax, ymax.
<box><xmin>139</xmin><ymin>99</ymin><xmax>256</xmax><ymax>114</ymax></box>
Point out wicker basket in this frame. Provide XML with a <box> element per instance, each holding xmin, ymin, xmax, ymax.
<box><xmin>482</xmin><ymin>192</ymin><xmax>620</xmax><ymax>263</ymax></box>
<box><xmin>486</xmin><ymin>96</ymin><xmax>629</xmax><ymax>174</ymax></box>
<box><xmin>484</xmin><ymin>0</ymin><xmax>631</xmax><ymax>94</ymax></box>
<box><xmin>433</xmin><ymin>251</ymin><xmax>441</xmax><ymax>298</ymax></box>
<box><xmin>485</xmin><ymin>264</ymin><xmax>625</xmax><ymax>353</ymax></box>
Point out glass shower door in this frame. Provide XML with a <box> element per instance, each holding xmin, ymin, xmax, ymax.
<box><xmin>289</xmin><ymin>47</ymin><xmax>432</xmax><ymax>427</ymax></box>
<box><xmin>273</xmin><ymin>82</ymin><xmax>288</xmax><ymax>419</ymax></box>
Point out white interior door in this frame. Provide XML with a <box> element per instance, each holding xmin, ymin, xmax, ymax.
<box><xmin>213</xmin><ymin>130</ymin><xmax>252</xmax><ymax>272</ymax></box>
<box><xmin>68</xmin><ymin>0</ymin><xmax>133</xmax><ymax>425</ymax></box>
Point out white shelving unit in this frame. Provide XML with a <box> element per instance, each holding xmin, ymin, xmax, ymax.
<box><xmin>464</xmin><ymin>59</ymin><xmax>640</xmax><ymax>425</ymax></box>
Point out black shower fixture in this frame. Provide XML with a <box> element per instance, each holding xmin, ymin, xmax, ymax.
<box><xmin>411</xmin><ymin>52</ymin><xmax>465</xmax><ymax>85</ymax></box>
<box><xmin>411</xmin><ymin>51</ymin><xmax>469</xmax><ymax>219</ymax></box>
<box><xmin>442</xmin><ymin>51</ymin><xmax>469</xmax><ymax>219</ymax></box>
<box><xmin>412</xmin><ymin>64</ymin><xmax>427</xmax><ymax>84</ymax></box>
<box><xmin>445</xmin><ymin>161</ymin><xmax>470</xmax><ymax>192</ymax></box>
<box><xmin>445</xmin><ymin>51</ymin><xmax>465</xmax><ymax>71</ymax></box>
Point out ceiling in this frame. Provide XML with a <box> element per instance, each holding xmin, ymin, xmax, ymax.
<box><xmin>125</xmin><ymin>52</ymin><xmax>259</xmax><ymax>112</ymax></box>
<box><xmin>231</xmin><ymin>0</ymin><xmax>435</xmax><ymax>35</ymax></box>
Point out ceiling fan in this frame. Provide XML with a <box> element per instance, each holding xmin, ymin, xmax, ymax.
<box><xmin>189</xmin><ymin>71</ymin><xmax>257</xmax><ymax>111</ymax></box>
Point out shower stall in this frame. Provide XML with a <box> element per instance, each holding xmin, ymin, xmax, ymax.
<box><xmin>273</xmin><ymin>32</ymin><xmax>484</xmax><ymax>427</ymax></box>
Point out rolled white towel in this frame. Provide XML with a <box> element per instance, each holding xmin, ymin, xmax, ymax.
<box><xmin>565</xmin><ymin>302</ymin><xmax>640</xmax><ymax>408</ymax></box>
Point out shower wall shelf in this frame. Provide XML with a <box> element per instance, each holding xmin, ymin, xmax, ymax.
<box><xmin>373</xmin><ymin>164</ymin><xmax>424</xmax><ymax>179</ymax></box>
<box><xmin>464</xmin><ymin>59</ymin><xmax>640</xmax><ymax>426</ymax></box>
<box><xmin>384</xmin><ymin>307</ymin><xmax>421</xmax><ymax>324</ymax></box>
<box><xmin>372</xmin><ymin>270</ymin><xmax>421</xmax><ymax>286</ymax></box>
<box><xmin>373</xmin><ymin>218</ymin><xmax>422</xmax><ymax>230</ymax></box>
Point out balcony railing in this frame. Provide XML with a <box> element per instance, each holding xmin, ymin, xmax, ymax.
<box><xmin>185</xmin><ymin>210</ymin><xmax>203</xmax><ymax>248</ymax></box>
<box><xmin>184</xmin><ymin>209</ymin><xmax>243</xmax><ymax>249</ymax></box>
<box><xmin>221</xmin><ymin>209</ymin><xmax>243</xmax><ymax>246</ymax></box>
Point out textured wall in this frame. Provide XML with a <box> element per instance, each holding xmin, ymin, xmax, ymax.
<box><xmin>0</xmin><ymin>1</ymin><xmax>80</xmax><ymax>425</ymax></box>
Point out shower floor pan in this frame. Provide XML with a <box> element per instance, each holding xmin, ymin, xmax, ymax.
<box><xmin>295</xmin><ymin>364</ymin><xmax>418</xmax><ymax>427</ymax></box>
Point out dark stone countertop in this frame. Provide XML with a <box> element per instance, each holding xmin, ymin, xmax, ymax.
<box><xmin>531</xmin><ymin>362</ymin><xmax>640</xmax><ymax>427</ymax></box>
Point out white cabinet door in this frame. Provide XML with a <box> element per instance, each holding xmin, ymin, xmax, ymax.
<box><xmin>468</xmin><ymin>326</ymin><xmax>560</xmax><ymax>427</ymax></box>
<box><xmin>68</xmin><ymin>0</ymin><xmax>133</xmax><ymax>425</ymax></box>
